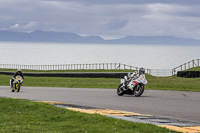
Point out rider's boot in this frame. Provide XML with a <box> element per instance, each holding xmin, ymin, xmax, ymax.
<box><xmin>10</xmin><ymin>81</ymin><xmax>14</xmax><ymax>90</ymax></box>
<box><xmin>127</xmin><ymin>85</ymin><xmax>133</xmax><ymax>90</ymax></box>
<box><xmin>11</xmin><ymin>86</ymin><xmax>14</xmax><ymax>91</ymax></box>
<box><xmin>129</xmin><ymin>86</ymin><xmax>133</xmax><ymax>90</ymax></box>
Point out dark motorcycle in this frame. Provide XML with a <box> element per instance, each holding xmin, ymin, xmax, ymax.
<box><xmin>10</xmin><ymin>75</ymin><xmax>23</xmax><ymax>92</ymax></box>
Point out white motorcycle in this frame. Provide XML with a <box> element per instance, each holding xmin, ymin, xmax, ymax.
<box><xmin>117</xmin><ymin>73</ymin><xmax>147</xmax><ymax>97</ymax></box>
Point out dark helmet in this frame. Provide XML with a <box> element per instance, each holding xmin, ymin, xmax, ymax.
<box><xmin>17</xmin><ymin>69</ymin><xmax>22</xmax><ymax>73</ymax></box>
<box><xmin>139</xmin><ymin>67</ymin><xmax>145</xmax><ymax>74</ymax></box>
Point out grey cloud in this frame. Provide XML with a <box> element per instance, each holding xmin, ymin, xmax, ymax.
<box><xmin>146</xmin><ymin>4</ymin><xmax>200</xmax><ymax>18</ymax></box>
<box><xmin>0</xmin><ymin>0</ymin><xmax>200</xmax><ymax>39</ymax></box>
<box><xmin>106</xmin><ymin>18</ymin><xmax>129</xmax><ymax>30</ymax></box>
<box><xmin>42</xmin><ymin>0</ymin><xmax>200</xmax><ymax>5</ymax></box>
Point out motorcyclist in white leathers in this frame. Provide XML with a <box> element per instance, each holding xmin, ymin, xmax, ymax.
<box><xmin>127</xmin><ymin>67</ymin><xmax>147</xmax><ymax>90</ymax></box>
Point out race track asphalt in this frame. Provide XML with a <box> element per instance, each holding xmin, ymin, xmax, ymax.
<box><xmin>0</xmin><ymin>86</ymin><xmax>200</xmax><ymax>123</ymax></box>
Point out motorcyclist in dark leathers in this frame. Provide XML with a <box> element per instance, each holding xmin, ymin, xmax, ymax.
<box><xmin>11</xmin><ymin>69</ymin><xmax>24</xmax><ymax>89</ymax></box>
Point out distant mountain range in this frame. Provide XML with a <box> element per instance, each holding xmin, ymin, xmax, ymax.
<box><xmin>0</xmin><ymin>30</ymin><xmax>200</xmax><ymax>45</ymax></box>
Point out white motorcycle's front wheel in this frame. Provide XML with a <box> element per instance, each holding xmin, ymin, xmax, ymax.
<box><xmin>134</xmin><ymin>84</ymin><xmax>144</xmax><ymax>97</ymax></box>
<box><xmin>117</xmin><ymin>83</ymin><xmax>125</xmax><ymax>96</ymax></box>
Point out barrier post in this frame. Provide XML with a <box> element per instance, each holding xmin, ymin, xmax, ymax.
<box><xmin>193</xmin><ymin>60</ymin><xmax>194</xmax><ymax>68</ymax></box>
<box><xmin>188</xmin><ymin>62</ymin><xmax>190</xmax><ymax>69</ymax></box>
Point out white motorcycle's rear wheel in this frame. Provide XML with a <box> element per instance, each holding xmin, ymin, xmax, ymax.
<box><xmin>134</xmin><ymin>84</ymin><xmax>144</xmax><ymax>97</ymax></box>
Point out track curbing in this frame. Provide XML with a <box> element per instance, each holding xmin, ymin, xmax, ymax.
<box><xmin>9</xmin><ymin>99</ymin><xmax>200</xmax><ymax>133</ymax></box>
<box><xmin>40</xmin><ymin>100</ymin><xmax>200</xmax><ymax>133</ymax></box>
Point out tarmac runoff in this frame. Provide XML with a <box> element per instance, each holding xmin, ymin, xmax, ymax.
<box><xmin>39</xmin><ymin>101</ymin><xmax>200</xmax><ymax>133</ymax></box>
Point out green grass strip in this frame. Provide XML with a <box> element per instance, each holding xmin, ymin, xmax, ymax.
<box><xmin>1</xmin><ymin>73</ymin><xmax>200</xmax><ymax>91</ymax></box>
<box><xmin>0</xmin><ymin>97</ymin><xmax>178</xmax><ymax>133</ymax></box>
<box><xmin>1</xmin><ymin>67</ymin><xmax>200</xmax><ymax>91</ymax></box>
<box><xmin>184</xmin><ymin>66</ymin><xmax>200</xmax><ymax>71</ymax></box>
<box><xmin>146</xmin><ymin>75</ymin><xmax>200</xmax><ymax>91</ymax></box>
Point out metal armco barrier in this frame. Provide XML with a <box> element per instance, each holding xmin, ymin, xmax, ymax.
<box><xmin>177</xmin><ymin>71</ymin><xmax>200</xmax><ymax>78</ymax></box>
<box><xmin>0</xmin><ymin>63</ymin><xmax>138</xmax><ymax>71</ymax></box>
<box><xmin>147</xmin><ymin>69</ymin><xmax>172</xmax><ymax>77</ymax></box>
<box><xmin>172</xmin><ymin>59</ymin><xmax>200</xmax><ymax>75</ymax></box>
<box><xmin>0</xmin><ymin>71</ymin><xmax>127</xmax><ymax>78</ymax></box>
<box><xmin>1</xmin><ymin>59</ymin><xmax>199</xmax><ymax>77</ymax></box>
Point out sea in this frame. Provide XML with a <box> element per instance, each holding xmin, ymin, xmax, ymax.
<box><xmin>0</xmin><ymin>42</ymin><xmax>200</xmax><ymax>70</ymax></box>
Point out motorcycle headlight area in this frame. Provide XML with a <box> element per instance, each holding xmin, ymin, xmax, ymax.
<box><xmin>120</xmin><ymin>79</ymin><xmax>125</xmax><ymax>83</ymax></box>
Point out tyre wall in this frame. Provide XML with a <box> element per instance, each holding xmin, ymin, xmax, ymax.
<box><xmin>177</xmin><ymin>71</ymin><xmax>200</xmax><ymax>78</ymax></box>
<box><xmin>0</xmin><ymin>72</ymin><xmax>127</xmax><ymax>78</ymax></box>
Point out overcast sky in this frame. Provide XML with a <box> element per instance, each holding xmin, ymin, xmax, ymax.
<box><xmin>1</xmin><ymin>0</ymin><xmax>200</xmax><ymax>39</ymax></box>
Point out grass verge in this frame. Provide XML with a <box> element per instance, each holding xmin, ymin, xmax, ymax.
<box><xmin>0</xmin><ymin>68</ymin><xmax>200</xmax><ymax>91</ymax></box>
<box><xmin>146</xmin><ymin>75</ymin><xmax>200</xmax><ymax>91</ymax></box>
<box><xmin>184</xmin><ymin>66</ymin><xmax>200</xmax><ymax>71</ymax></box>
<box><xmin>0</xmin><ymin>74</ymin><xmax>200</xmax><ymax>91</ymax></box>
<box><xmin>0</xmin><ymin>97</ymin><xmax>178</xmax><ymax>133</ymax></box>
